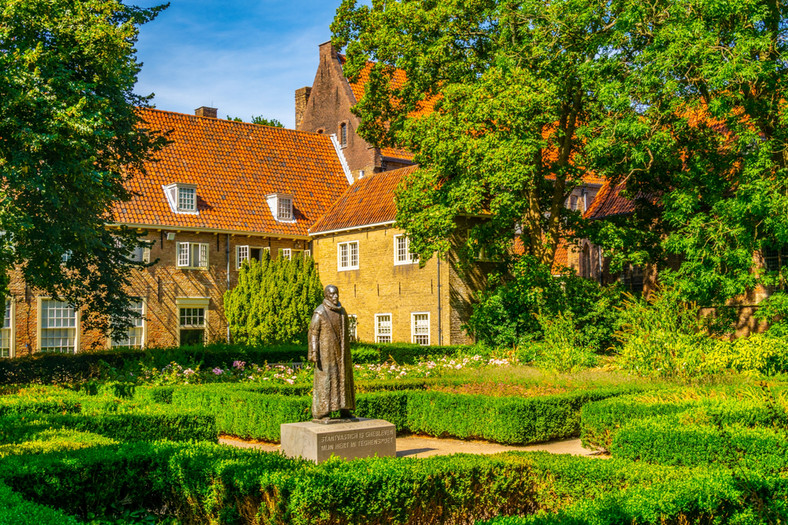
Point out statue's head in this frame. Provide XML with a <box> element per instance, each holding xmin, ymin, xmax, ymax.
<box><xmin>324</xmin><ymin>285</ymin><xmax>339</xmax><ymax>306</ymax></box>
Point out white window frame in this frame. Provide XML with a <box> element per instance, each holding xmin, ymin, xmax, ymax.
<box><xmin>110</xmin><ymin>299</ymin><xmax>146</xmax><ymax>349</ymax></box>
<box><xmin>37</xmin><ymin>298</ymin><xmax>79</xmax><ymax>354</ymax></box>
<box><xmin>176</xmin><ymin>297</ymin><xmax>209</xmax><ymax>346</ymax></box>
<box><xmin>278</xmin><ymin>196</ymin><xmax>293</xmax><ymax>221</ymax></box>
<box><xmin>348</xmin><ymin>314</ymin><xmax>357</xmax><ymax>342</ymax></box>
<box><xmin>411</xmin><ymin>312</ymin><xmax>430</xmax><ymax>346</ymax></box>
<box><xmin>281</xmin><ymin>248</ymin><xmax>292</xmax><ymax>260</ymax></box>
<box><xmin>337</xmin><ymin>241</ymin><xmax>359</xmax><ymax>271</ymax></box>
<box><xmin>177</xmin><ymin>242</ymin><xmax>209</xmax><ymax>269</ymax></box>
<box><xmin>236</xmin><ymin>245</ymin><xmax>270</xmax><ymax>269</ymax></box>
<box><xmin>0</xmin><ymin>299</ymin><xmax>14</xmax><ymax>358</ymax></box>
<box><xmin>375</xmin><ymin>313</ymin><xmax>392</xmax><ymax>343</ymax></box>
<box><xmin>163</xmin><ymin>183</ymin><xmax>199</xmax><ymax>215</ymax></box>
<box><xmin>394</xmin><ymin>234</ymin><xmax>418</xmax><ymax>265</ymax></box>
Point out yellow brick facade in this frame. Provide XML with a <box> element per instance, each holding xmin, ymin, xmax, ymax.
<box><xmin>311</xmin><ymin>226</ymin><xmax>481</xmax><ymax>346</ymax></box>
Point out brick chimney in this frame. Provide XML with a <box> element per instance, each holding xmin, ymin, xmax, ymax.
<box><xmin>294</xmin><ymin>87</ymin><xmax>311</xmax><ymax>130</ymax></box>
<box><xmin>194</xmin><ymin>106</ymin><xmax>217</xmax><ymax>118</ymax></box>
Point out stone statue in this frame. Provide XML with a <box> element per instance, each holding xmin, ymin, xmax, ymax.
<box><xmin>308</xmin><ymin>284</ymin><xmax>355</xmax><ymax>421</ymax></box>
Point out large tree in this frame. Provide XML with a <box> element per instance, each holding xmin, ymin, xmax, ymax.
<box><xmin>334</xmin><ymin>0</ymin><xmax>788</xmax><ymax>308</ymax></box>
<box><xmin>585</xmin><ymin>0</ymin><xmax>788</xmax><ymax>306</ymax></box>
<box><xmin>332</xmin><ymin>0</ymin><xmax>623</xmax><ymax>267</ymax></box>
<box><xmin>0</xmin><ymin>0</ymin><xmax>167</xmax><ymax>334</ymax></box>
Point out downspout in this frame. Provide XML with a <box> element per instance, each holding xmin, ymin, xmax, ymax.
<box><xmin>226</xmin><ymin>233</ymin><xmax>231</xmax><ymax>343</ymax></box>
<box><xmin>437</xmin><ymin>256</ymin><xmax>443</xmax><ymax>346</ymax></box>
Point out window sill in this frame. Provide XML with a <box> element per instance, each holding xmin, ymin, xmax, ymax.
<box><xmin>338</xmin><ymin>266</ymin><xmax>359</xmax><ymax>272</ymax></box>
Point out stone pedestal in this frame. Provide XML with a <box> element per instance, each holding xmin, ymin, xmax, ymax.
<box><xmin>280</xmin><ymin>418</ymin><xmax>396</xmax><ymax>463</ymax></box>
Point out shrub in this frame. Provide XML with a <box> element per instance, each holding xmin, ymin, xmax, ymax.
<box><xmin>224</xmin><ymin>254</ymin><xmax>323</xmax><ymax>345</ymax></box>
<box><xmin>534</xmin><ymin>311</ymin><xmax>597</xmax><ymax>372</ymax></box>
<box><xmin>615</xmin><ymin>288</ymin><xmax>722</xmax><ymax>379</ymax></box>
<box><xmin>0</xmin><ymin>481</ymin><xmax>81</xmax><ymax>525</ymax></box>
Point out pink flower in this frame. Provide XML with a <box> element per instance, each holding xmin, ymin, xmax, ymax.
<box><xmin>212</xmin><ymin>368</ymin><xmax>223</xmax><ymax>375</ymax></box>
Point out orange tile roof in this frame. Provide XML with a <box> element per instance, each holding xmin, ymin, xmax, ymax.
<box><xmin>339</xmin><ymin>55</ymin><xmax>436</xmax><ymax>163</ymax></box>
<box><xmin>584</xmin><ymin>181</ymin><xmax>638</xmax><ymax>220</ymax></box>
<box><xmin>310</xmin><ymin>165</ymin><xmax>418</xmax><ymax>233</ymax></box>
<box><xmin>114</xmin><ymin>108</ymin><xmax>349</xmax><ymax>236</ymax></box>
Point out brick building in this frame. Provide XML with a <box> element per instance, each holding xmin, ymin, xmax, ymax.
<box><xmin>295</xmin><ymin>42</ymin><xmax>434</xmax><ymax>180</ymax></box>
<box><xmin>310</xmin><ymin>166</ymin><xmax>490</xmax><ymax>346</ymax></box>
<box><xmin>3</xmin><ymin>107</ymin><xmax>350</xmax><ymax>356</ymax></box>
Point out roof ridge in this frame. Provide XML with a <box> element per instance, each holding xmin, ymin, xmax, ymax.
<box><xmin>137</xmin><ymin>107</ymin><xmax>329</xmax><ymax>137</ymax></box>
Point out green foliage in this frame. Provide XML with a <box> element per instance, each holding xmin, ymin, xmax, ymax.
<box><xmin>0</xmin><ymin>481</ymin><xmax>81</xmax><ymax>525</ymax></box>
<box><xmin>226</xmin><ymin>115</ymin><xmax>285</xmax><ymax>127</ymax></box>
<box><xmin>224</xmin><ymin>254</ymin><xmax>323</xmax><ymax>345</ymax></box>
<box><xmin>535</xmin><ymin>312</ymin><xmax>598</xmax><ymax>373</ymax></box>
<box><xmin>466</xmin><ymin>256</ymin><xmax>623</xmax><ymax>351</ymax></box>
<box><xmin>615</xmin><ymin>288</ymin><xmax>723</xmax><ymax>379</ymax></box>
<box><xmin>0</xmin><ymin>0</ymin><xmax>168</xmax><ymax>332</ymax></box>
<box><xmin>333</xmin><ymin>0</ymin><xmax>627</xmax><ymax>269</ymax></box>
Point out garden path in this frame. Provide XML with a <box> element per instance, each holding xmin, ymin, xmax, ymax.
<box><xmin>219</xmin><ymin>435</ymin><xmax>604</xmax><ymax>459</ymax></box>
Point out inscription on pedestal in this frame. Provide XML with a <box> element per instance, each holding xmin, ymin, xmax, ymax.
<box><xmin>281</xmin><ymin>418</ymin><xmax>396</xmax><ymax>463</ymax></box>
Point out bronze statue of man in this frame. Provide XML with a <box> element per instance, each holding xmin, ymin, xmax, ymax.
<box><xmin>308</xmin><ymin>284</ymin><xmax>355</xmax><ymax>420</ymax></box>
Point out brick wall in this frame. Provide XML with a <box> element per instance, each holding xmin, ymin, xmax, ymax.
<box><xmin>311</xmin><ymin>226</ymin><xmax>482</xmax><ymax>346</ymax></box>
<box><xmin>297</xmin><ymin>42</ymin><xmax>397</xmax><ymax>179</ymax></box>
<box><xmin>3</xmin><ymin>229</ymin><xmax>308</xmax><ymax>356</ymax></box>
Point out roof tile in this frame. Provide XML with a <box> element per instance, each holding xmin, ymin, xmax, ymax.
<box><xmin>114</xmin><ymin>109</ymin><xmax>349</xmax><ymax>235</ymax></box>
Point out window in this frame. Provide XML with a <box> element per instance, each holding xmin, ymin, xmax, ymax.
<box><xmin>163</xmin><ymin>183</ymin><xmax>199</xmax><ymax>214</ymax></box>
<box><xmin>39</xmin><ymin>299</ymin><xmax>78</xmax><ymax>353</ymax></box>
<box><xmin>348</xmin><ymin>314</ymin><xmax>357</xmax><ymax>343</ymax></box>
<box><xmin>178</xmin><ymin>186</ymin><xmax>196</xmax><ymax>212</ymax></box>
<box><xmin>411</xmin><ymin>313</ymin><xmax>430</xmax><ymax>346</ymax></box>
<box><xmin>375</xmin><ymin>314</ymin><xmax>392</xmax><ymax>343</ymax></box>
<box><xmin>266</xmin><ymin>193</ymin><xmax>296</xmax><ymax>223</ymax></box>
<box><xmin>338</xmin><ymin>241</ymin><xmax>359</xmax><ymax>270</ymax></box>
<box><xmin>177</xmin><ymin>242</ymin><xmax>208</xmax><ymax>268</ymax></box>
<box><xmin>281</xmin><ymin>248</ymin><xmax>292</xmax><ymax>260</ymax></box>
<box><xmin>278</xmin><ymin>197</ymin><xmax>293</xmax><ymax>221</ymax></box>
<box><xmin>111</xmin><ymin>299</ymin><xmax>144</xmax><ymax>348</ymax></box>
<box><xmin>340</xmin><ymin>122</ymin><xmax>348</xmax><ymax>147</ymax></box>
<box><xmin>236</xmin><ymin>245</ymin><xmax>270</xmax><ymax>269</ymax></box>
<box><xmin>620</xmin><ymin>264</ymin><xmax>644</xmax><ymax>295</ymax></box>
<box><xmin>394</xmin><ymin>235</ymin><xmax>418</xmax><ymax>265</ymax></box>
<box><xmin>179</xmin><ymin>307</ymin><xmax>206</xmax><ymax>346</ymax></box>
<box><xmin>764</xmin><ymin>245</ymin><xmax>788</xmax><ymax>273</ymax></box>
<box><xmin>0</xmin><ymin>299</ymin><xmax>12</xmax><ymax>358</ymax></box>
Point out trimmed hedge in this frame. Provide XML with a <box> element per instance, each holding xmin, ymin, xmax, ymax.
<box><xmin>5</xmin><ymin>437</ymin><xmax>784</xmax><ymax>525</ymax></box>
<box><xmin>610</xmin><ymin>416</ymin><xmax>788</xmax><ymax>472</ymax></box>
<box><xmin>0</xmin><ymin>482</ymin><xmax>81</xmax><ymax>525</ymax></box>
<box><xmin>481</xmin><ymin>468</ymin><xmax>788</xmax><ymax>525</ymax></box>
<box><xmin>162</xmin><ymin>383</ymin><xmax>633</xmax><ymax>444</ymax></box>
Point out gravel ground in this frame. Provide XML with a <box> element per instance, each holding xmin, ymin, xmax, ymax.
<box><xmin>219</xmin><ymin>434</ymin><xmax>604</xmax><ymax>459</ymax></box>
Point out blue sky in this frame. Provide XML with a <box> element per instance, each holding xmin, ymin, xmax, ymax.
<box><xmin>132</xmin><ymin>1</ymin><xmax>343</xmax><ymax>128</ymax></box>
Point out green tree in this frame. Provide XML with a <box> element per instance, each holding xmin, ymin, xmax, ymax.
<box><xmin>333</xmin><ymin>0</ymin><xmax>623</xmax><ymax>267</ymax></box>
<box><xmin>0</xmin><ymin>0</ymin><xmax>167</xmax><ymax>334</ymax></box>
<box><xmin>226</xmin><ymin>115</ymin><xmax>285</xmax><ymax>128</ymax></box>
<box><xmin>584</xmin><ymin>0</ymin><xmax>788</xmax><ymax>306</ymax></box>
<box><xmin>224</xmin><ymin>253</ymin><xmax>323</xmax><ymax>345</ymax></box>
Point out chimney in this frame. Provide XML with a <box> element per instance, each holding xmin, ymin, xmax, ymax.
<box><xmin>294</xmin><ymin>87</ymin><xmax>312</xmax><ymax>130</ymax></box>
<box><xmin>194</xmin><ymin>106</ymin><xmax>217</xmax><ymax>118</ymax></box>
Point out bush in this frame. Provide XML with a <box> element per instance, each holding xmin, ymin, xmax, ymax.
<box><xmin>534</xmin><ymin>311</ymin><xmax>597</xmax><ymax>372</ymax></box>
<box><xmin>615</xmin><ymin>288</ymin><xmax>722</xmax><ymax>379</ymax></box>
<box><xmin>0</xmin><ymin>481</ymin><xmax>81</xmax><ymax>525</ymax></box>
<box><xmin>466</xmin><ymin>256</ymin><xmax>624</xmax><ymax>351</ymax></box>
<box><xmin>224</xmin><ymin>254</ymin><xmax>323</xmax><ymax>345</ymax></box>
<box><xmin>611</xmin><ymin>416</ymin><xmax>788</xmax><ymax>472</ymax></box>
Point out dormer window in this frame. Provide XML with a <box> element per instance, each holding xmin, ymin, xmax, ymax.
<box><xmin>339</xmin><ymin>122</ymin><xmax>348</xmax><ymax>147</ymax></box>
<box><xmin>266</xmin><ymin>193</ymin><xmax>296</xmax><ymax>223</ymax></box>
<box><xmin>278</xmin><ymin>196</ymin><xmax>293</xmax><ymax>221</ymax></box>
<box><xmin>163</xmin><ymin>183</ymin><xmax>199</xmax><ymax>214</ymax></box>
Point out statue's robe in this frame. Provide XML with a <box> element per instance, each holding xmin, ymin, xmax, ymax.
<box><xmin>308</xmin><ymin>300</ymin><xmax>355</xmax><ymax>418</ymax></box>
